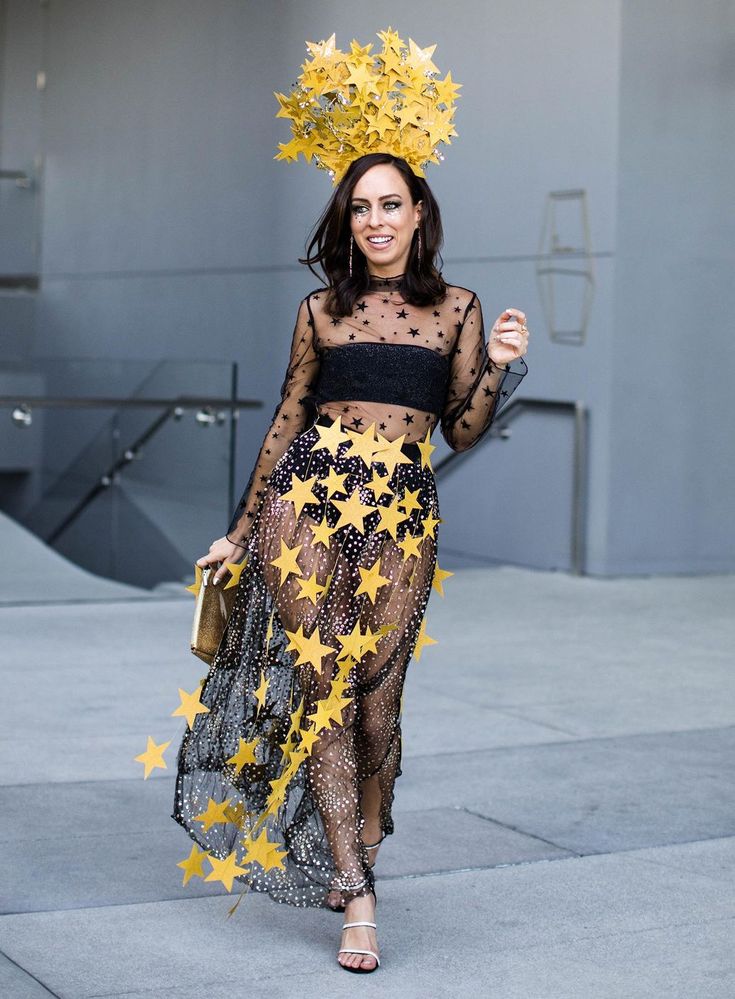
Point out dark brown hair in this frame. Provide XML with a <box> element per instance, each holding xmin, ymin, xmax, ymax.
<box><xmin>299</xmin><ymin>152</ymin><xmax>447</xmax><ymax>317</ymax></box>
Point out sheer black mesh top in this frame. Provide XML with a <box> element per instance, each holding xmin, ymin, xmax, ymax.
<box><xmin>226</xmin><ymin>272</ymin><xmax>528</xmax><ymax>548</ymax></box>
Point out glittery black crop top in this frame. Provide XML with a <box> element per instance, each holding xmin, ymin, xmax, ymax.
<box><xmin>314</xmin><ymin>341</ymin><xmax>450</xmax><ymax>414</ymax></box>
<box><xmin>225</xmin><ymin>272</ymin><xmax>528</xmax><ymax>546</ymax></box>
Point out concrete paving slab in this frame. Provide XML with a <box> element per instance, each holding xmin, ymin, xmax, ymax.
<box><xmin>378</xmin><ymin>806</ymin><xmax>572</xmax><ymax>878</ymax></box>
<box><xmin>393</xmin><ymin>725</ymin><xmax>735</xmax><ymax>853</ymax></box>
<box><xmin>0</xmin><ymin>772</ymin><xmax>569</xmax><ymax>914</ymax></box>
<box><xmin>0</xmin><ymin>954</ymin><xmax>56</xmax><ymax>999</ymax></box>
<box><xmin>621</xmin><ymin>835</ymin><xmax>735</xmax><ymax>886</ymax></box>
<box><xmin>1</xmin><ymin>847</ymin><xmax>733</xmax><ymax>999</ymax></box>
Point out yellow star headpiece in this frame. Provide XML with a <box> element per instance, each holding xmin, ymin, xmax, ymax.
<box><xmin>274</xmin><ymin>27</ymin><xmax>462</xmax><ymax>184</ymax></box>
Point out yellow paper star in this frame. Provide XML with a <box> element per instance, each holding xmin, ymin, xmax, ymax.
<box><xmin>422</xmin><ymin>511</ymin><xmax>441</xmax><ymax>538</ymax></box>
<box><xmin>322</xmin><ymin>465</ymin><xmax>349</xmax><ymax>497</ymax></box>
<box><xmin>241</xmin><ymin>827</ymin><xmax>288</xmax><ymax>872</ymax></box>
<box><xmin>292</xmin><ymin>624</ymin><xmax>338</xmax><ymax>673</ymax></box>
<box><xmin>332</xmin><ymin>487</ymin><xmax>377</xmax><ymax>534</ymax></box>
<box><xmin>254</xmin><ymin>671</ymin><xmax>269</xmax><ymax>712</ymax></box>
<box><xmin>432</xmin><ymin>563</ymin><xmax>455</xmax><ymax>596</ymax></box>
<box><xmin>222</xmin><ymin>557</ymin><xmax>247</xmax><ymax>590</ymax></box>
<box><xmin>177</xmin><ymin>844</ymin><xmax>210</xmax><ymax>885</ymax></box>
<box><xmin>307</xmin><ymin>699</ymin><xmax>337</xmax><ymax>735</ymax></box>
<box><xmin>413</xmin><ymin>617</ymin><xmax>438</xmax><ymax>661</ymax></box>
<box><xmin>193</xmin><ymin>796</ymin><xmax>233</xmax><ymax>831</ymax></box>
<box><xmin>374</xmin><ymin>500</ymin><xmax>411</xmax><ymax>541</ymax></box>
<box><xmin>265</xmin><ymin>607</ymin><xmax>276</xmax><ymax>644</ymax></box>
<box><xmin>171</xmin><ymin>685</ymin><xmax>210</xmax><ymax>730</ymax></box>
<box><xmin>204</xmin><ymin>849</ymin><xmax>249</xmax><ymax>892</ymax></box>
<box><xmin>398</xmin><ymin>531</ymin><xmax>424</xmax><ymax>561</ymax></box>
<box><xmin>134</xmin><ymin>735</ymin><xmax>171</xmax><ymax>779</ymax></box>
<box><xmin>185</xmin><ymin>564</ymin><xmax>203</xmax><ymax>597</ymax></box>
<box><xmin>284</xmin><ymin>622</ymin><xmax>306</xmax><ymax>656</ymax></box>
<box><xmin>343</xmin><ymin>422</ymin><xmax>381</xmax><ymax>466</ymax></box>
<box><xmin>434</xmin><ymin>69</ymin><xmax>462</xmax><ymax>106</ymax></box>
<box><xmin>269</xmin><ymin>537</ymin><xmax>303</xmax><ymax>584</ymax></box>
<box><xmin>417</xmin><ymin>428</ymin><xmax>436</xmax><ymax>470</ymax></box>
<box><xmin>297</xmin><ymin>724</ymin><xmax>320</xmax><ymax>754</ymax></box>
<box><xmin>309</xmin><ymin>514</ymin><xmax>337</xmax><ymax>550</ymax></box>
<box><xmin>266</xmin><ymin>774</ymin><xmax>291</xmax><ymax>811</ymax></box>
<box><xmin>372</xmin><ymin>433</ymin><xmax>414</xmax><ymax>475</ymax></box>
<box><xmin>366</xmin><ymin>470</ymin><xmax>394</xmax><ymax>500</ymax></box>
<box><xmin>295</xmin><ymin>571</ymin><xmax>327</xmax><ymax>606</ymax></box>
<box><xmin>280</xmin><ymin>472</ymin><xmax>321</xmax><ymax>517</ymax></box>
<box><xmin>306</xmin><ymin>32</ymin><xmax>337</xmax><ymax>61</ymax></box>
<box><xmin>310</xmin><ymin>415</ymin><xmax>349</xmax><ymax>457</ymax></box>
<box><xmin>408</xmin><ymin>37</ymin><xmax>440</xmax><ymax>74</ymax></box>
<box><xmin>335</xmin><ymin>621</ymin><xmax>367</xmax><ymax>661</ymax></box>
<box><xmin>398</xmin><ymin>487</ymin><xmax>423</xmax><ymax>515</ymax></box>
<box><xmin>355</xmin><ymin>560</ymin><xmax>391</xmax><ymax>602</ymax></box>
<box><xmin>226</xmin><ymin>736</ymin><xmax>259</xmax><ymax>774</ymax></box>
<box><xmin>359</xmin><ymin>623</ymin><xmax>381</xmax><ymax>656</ymax></box>
<box><xmin>324</xmin><ymin>692</ymin><xmax>353</xmax><ymax>726</ymax></box>
<box><xmin>289</xmin><ymin>696</ymin><xmax>305</xmax><ymax>734</ymax></box>
<box><xmin>224</xmin><ymin>801</ymin><xmax>248</xmax><ymax>827</ymax></box>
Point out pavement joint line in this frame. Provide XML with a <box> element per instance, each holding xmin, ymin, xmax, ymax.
<box><xmin>3</xmin><ymin>718</ymin><xmax>735</xmax><ymax>789</ymax></box>
<box><xmin>0</xmin><ymin>595</ymin><xmax>188</xmax><ymax>609</ymax></box>
<box><xmin>410</xmin><ymin>679</ymin><xmax>581</xmax><ymax>737</ymax></box>
<box><xmin>0</xmin><ymin>946</ymin><xmax>61</xmax><ymax>997</ymax></box>
<box><xmin>458</xmin><ymin>805</ymin><xmax>581</xmax><ymax>855</ymax></box>
<box><xmin>4</xmin><ymin>835</ymin><xmax>734</xmax><ymax>919</ymax></box>
<box><xmin>460</xmin><ymin>911</ymin><xmax>735</xmax><ymax>962</ymax></box>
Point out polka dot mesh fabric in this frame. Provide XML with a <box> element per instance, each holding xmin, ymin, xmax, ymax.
<box><xmin>171</xmin><ymin>272</ymin><xmax>527</xmax><ymax>909</ymax></box>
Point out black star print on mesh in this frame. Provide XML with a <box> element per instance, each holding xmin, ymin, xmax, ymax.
<box><xmin>223</xmin><ymin>284</ymin><xmax>527</xmax><ymax>551</ymax></box>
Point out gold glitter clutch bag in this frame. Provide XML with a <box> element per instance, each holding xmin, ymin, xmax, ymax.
<box><xmin>190</xmin><ymin>565</ymin><xmax>237</xmax><ymax>665</ymax></box>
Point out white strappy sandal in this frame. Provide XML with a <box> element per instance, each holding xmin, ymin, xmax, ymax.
<box><xmin>364</xmin><ymin>836</ymin><xmax>384</xmax><ymax>869</ymax></box>
<box><xmin>337</xmin><ymin>919</ymin><xmax>381</xmax><ymax>974</ymax></box>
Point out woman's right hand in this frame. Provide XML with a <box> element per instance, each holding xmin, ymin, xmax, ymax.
<box><xmin>196</xmin><ymin>536</ymin><xmax>246</xmax><ymax>585</ymax></box>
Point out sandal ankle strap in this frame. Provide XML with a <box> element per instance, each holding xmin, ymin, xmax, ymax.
<box><xmin>342</xmin><ymin>920</ymin><xmax>377</xmax><ymax>929</ymax></box>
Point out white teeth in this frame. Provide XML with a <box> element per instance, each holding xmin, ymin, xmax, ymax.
<box><xmin>368</xmin><ymin>236</ymin><xmax>392</xmax><ymax>243</ymax></box>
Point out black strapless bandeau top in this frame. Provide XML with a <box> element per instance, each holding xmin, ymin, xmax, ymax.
<box><xmin>313</xmin><ymin>341</ymin><xmax>450</xmax><ymax>415</ymax></box>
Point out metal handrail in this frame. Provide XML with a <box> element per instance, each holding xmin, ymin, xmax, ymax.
<box><xmin>434</xmin><ymin>397</ymin><xmax>589</xmax><ymax>575</ymax></box>
<box><xmin>0</xmin><ymin>394</ymin><xmax>262</xmax><ymax>409</ymax></box>
<box><xmin>6</xmin><ymin>393</ymin><xmax>263</xmax><ymax>543</ymax></box>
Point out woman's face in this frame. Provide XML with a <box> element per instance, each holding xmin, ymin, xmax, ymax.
<box><xmin>349</xmin><ymin>163</ymin><xmax>422</xmax><ymax>277</ymax></box>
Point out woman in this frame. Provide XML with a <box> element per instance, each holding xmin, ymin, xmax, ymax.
<box><xmin>173</xmin><ymin>151</ymin><xmax>529</xmax><ymax>973</ymax></box>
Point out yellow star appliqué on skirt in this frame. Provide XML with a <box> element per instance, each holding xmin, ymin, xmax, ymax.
<box><xmin>204</xmin><ymin>850</ymin><xmax>249</xmax><ymax>892</ymax></box>
<box><xmin>134</xmin><ymin>735</ymin><xmax>171</xmax><ymax>779</ymax></box>
<box><xmin>171</xmin><ymin>685</ymin><xmax>210</xmax><ymax>729</ymax></box>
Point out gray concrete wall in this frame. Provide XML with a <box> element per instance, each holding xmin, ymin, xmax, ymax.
<box><xmin>0</xmin><ymin>0</ymin><xmax>730</xmax><ymax>576</ymax></box>
<box><xmin>607</xmin><ymin>0</ymin><xmax>735</xmax><ymax>573</ymax></box>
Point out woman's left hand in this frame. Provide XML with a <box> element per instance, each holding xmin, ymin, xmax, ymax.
<box><xmin>487</xmin><ymin>308</ymin><xmax>530</xmax><ymax>365</ymax></box>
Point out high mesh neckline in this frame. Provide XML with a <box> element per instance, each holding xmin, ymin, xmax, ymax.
<box><xmin>366</xmin><ymin>271</ymin><xmax>405</xmax><ymax>291</ymax></box>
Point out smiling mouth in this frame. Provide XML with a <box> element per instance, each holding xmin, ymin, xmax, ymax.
<box><xmin>366</xmin><ymin>235</ymin><xmax>394</xmax><ymax>247</ymax></box>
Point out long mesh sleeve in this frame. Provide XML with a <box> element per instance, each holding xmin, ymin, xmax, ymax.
<box><xmin>225</xmin><ymin>294</ymin><xmax>320</xmax><ymax>549</ymax></box>
<box><xmin>440</xmin><ymin>293</ymin><xmax>528</xmax><ymax>452</ymax></box>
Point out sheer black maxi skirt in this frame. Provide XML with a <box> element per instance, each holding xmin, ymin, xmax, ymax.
<box><xmin>172</xmin><ymin>411</ymin><xmax>440</xmax><ymax>908</ymax></box>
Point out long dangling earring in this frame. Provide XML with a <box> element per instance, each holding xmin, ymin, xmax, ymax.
<box><xmin>417</xmin><ymin>227</ymin><xmax>423</xmax><ymax>266</ymax></box>
<box><xmin>349</xmin><ymin>234</ymin><xmax>353</xmax><ymax>278</ymax></box>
